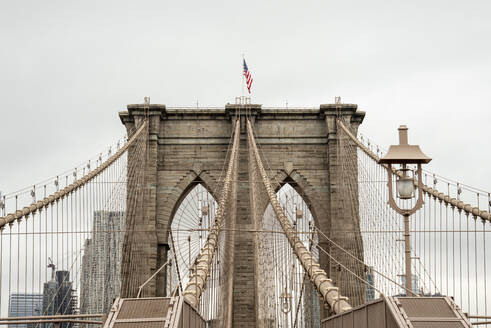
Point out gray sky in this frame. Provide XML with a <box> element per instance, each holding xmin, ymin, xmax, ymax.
<box><xmin>1</xmin><ymin>0</ymin><xmax>490</xmax><ymax>196</ymax></box>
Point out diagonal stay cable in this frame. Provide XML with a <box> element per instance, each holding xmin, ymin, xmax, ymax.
<box><xmin>311</xmin><ymin>237</ymin><xmax>384</xmax><ymax>295</ymax></box>
<box><xmin>337</xmin><ymin>120</ymin><xmax>490</xmax><ymax>222</ymax></box>
<box><xmin>182</xmin><ymin>119</ymin><xmax>240</xmax><ymax>308</ymax></box>
<box><xmin>246</xmin><ymin>118</ymin><xmax>352</xmax><ymax>315</ymax></box>
<box><xmin>0</xmin><ymin>122</ymin><xmax>148</xmax><ymax>229</ymax></box>
<box><xmin>313</xmin><ymin>225</ymin><xmax>415</xmax><ymax>296</ymax></box>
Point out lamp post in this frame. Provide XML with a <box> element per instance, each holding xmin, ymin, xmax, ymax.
<box><xmin>280</xmin><ymin>288</ymin><xmax>292</xmax><ymax>314</ymax></box>
<box><xmin>378</xmin><ymin>125</ymin><xmax>431</xmax><ymax>296</ymax></box>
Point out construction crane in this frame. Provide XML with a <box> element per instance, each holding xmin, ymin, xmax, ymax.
<box><xmin>47</xmin><ymin>257</ymin><xmax>56</xmax><ymax>281</ymax></box>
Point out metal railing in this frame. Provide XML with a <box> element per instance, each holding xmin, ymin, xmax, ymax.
<box><xmin>0</xmin><ymin>314</ymin><xmax>104</xmax><ymax>326</ymax></box>
<box><xmin>137</xmin><ymin>258</ymin><xmax>173</xmax><ymax>298</ymax></box>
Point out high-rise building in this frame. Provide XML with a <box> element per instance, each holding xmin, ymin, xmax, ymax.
<box><xmin>80</xmin><ymin>238</ymin><xmax>92</xmax><ymax>315</ymax></box>
<box><xmin>400</xmin><ymin>274</ymin><xmax>420</xmax><ymax>296</ymax></box>
<box><xmin>366</xmin><ymin>267</ymin><xmax>376</xmax><ymax>301</ymax></box>
<box><xmin>41</xmin><ymin>270</ymin><xmax>77</xmax><ymax>328</ymax></box>
<box><xmin>8</xmin><ymin>293</ymin><xmax>43</xmax><ymax>328</ymax></box>
<box><xmin>80</xmin><ymin>210</ymin><xmax>125</xmax><ymax>315</ymax></box>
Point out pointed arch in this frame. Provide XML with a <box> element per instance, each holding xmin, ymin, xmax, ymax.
<box><xmin>164</xmin><ymin>177</ymin><xmax>219</xmax><ymax>297</ymax></box>
<box><xmin>259</xmin><ymin>169</ymin><xmax>331</xmax><ymax>233</ymax></box>
<box><xmin>258</xmin><ymin>177</ymin><xmax>323</xmax><ymax>325</ymax></box>
<box><xmin>156</xmin><ymin>169</ymin><xmax>220</xmax><ymax>245</ymax></box>
<box><xmin>166</xmin><ymin>172</ymin><xmax>218</xmax><ymax>234</ymax></box>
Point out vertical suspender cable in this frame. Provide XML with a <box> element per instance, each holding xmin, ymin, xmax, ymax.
<box><xmin>182</xmin><ymin>119</ymin><xmax>239</xmax><ymax>308</ymax></box>
<box><xmin>247</xmin><ymin>118</ymin><xmax>351</xmax><ymax>314</ymax></box>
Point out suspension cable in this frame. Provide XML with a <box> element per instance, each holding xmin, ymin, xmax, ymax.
<box><xmin>182</xmin><ymin>119</ymin><xmax>240</xmax><ymax>308</ymax></box>
<box><xmin>337</xmin><ymin>120</ymin><xmax>490</xmax><ymax>222</ymax></box>
<box><xmin>0</xmin><ymin>122</ymin><xmax>148</xmax><ymax>228</ymax></box>
<box><xmin>247</xmin><ymin>118</ymin><xmax>352</xmax><ymax>314</ymax></box>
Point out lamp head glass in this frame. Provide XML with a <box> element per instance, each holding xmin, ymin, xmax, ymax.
<box><xmin>396</xmin><ymin>170</ymin><xmax>415</xmax><ymax>199</ymax></box>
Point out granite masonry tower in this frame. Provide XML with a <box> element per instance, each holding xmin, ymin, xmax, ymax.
<box><xmin>119</xmin><ymin>101</ymin><xmax>365</xmax><ymax>326</ymax></box>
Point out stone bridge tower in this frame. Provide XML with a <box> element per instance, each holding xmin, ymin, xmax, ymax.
<box><xmin>119</xmin><ymin>101</ymin><xmax>365</xmax><ymax>326</ymax></box>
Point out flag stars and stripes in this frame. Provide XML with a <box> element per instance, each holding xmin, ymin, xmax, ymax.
<box><xmin>243</xmin><ymin>59</ymin><xmax>253</xmax><ymax>94</ymax></box>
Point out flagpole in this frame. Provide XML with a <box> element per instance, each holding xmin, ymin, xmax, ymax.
<box><xmin>241</xmin><ymin>54</ymin><xmax>245</xmax><ymax>99</ymax></box>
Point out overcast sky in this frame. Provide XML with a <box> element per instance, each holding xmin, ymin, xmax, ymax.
<box><xmin>1</xmin><ymin>0</ymin><xmax>490</xmax><ymax>197</ymax></box>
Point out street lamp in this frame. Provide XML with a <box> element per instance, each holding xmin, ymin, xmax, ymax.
<box><xmin>280</xmin><ymin>288</ymin><xmax>292</xmax><ymax>314</ymax></box>
<box><xmin>378</xmin><ymin>125</ymin><xmax>431</xmax><ymax>296</ymax></box>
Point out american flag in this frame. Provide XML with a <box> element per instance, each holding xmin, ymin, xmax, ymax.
<box><xmin>243</xmin><ymin>59</ymin><xmax>253</xmax><ymax>94</ymax></box>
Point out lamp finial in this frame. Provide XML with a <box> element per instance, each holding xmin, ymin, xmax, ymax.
<box><xmin>398</xmin><ymin>125</ymin><xmax>408</xmax><ymax>145</ymax></box>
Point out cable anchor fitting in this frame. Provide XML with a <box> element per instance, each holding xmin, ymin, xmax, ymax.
<box><xmin>0</xmin><ymin>192</ymin><xmax>5</xmax><ymax>211</ymax></box>
<box><xmin>31</xmin><ymin>186</ymin><xmax>36</xmax><ymax>203</ymax></box>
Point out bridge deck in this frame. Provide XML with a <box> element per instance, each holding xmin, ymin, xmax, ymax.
<box><xmin>321</xmin><ymin>296</ymin><xmax>472</xmax><ymax>328</ymax></box>
<box><xmin>103</xmin><ymin>297</ymin><xmax>206</xmax><ymax>328</ymax></box>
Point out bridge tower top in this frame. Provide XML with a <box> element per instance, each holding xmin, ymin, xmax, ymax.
<box><xmin>118</xmin><ymin>97</ymin><xmax>366</xmax><ymax>141</ymax></box>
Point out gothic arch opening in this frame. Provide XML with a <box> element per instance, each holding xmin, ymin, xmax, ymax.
<box><xmin>258</xmin><ymin>183</ymin><xmax>321</xmax><ymax>328</ymax></box>
<box><xmin>166</xmin><ymin>182</ymin><xmax>223</xmax><ymax>320</ymax></box>
<box><xmin>268</xmin><ymin>174</ymin><xmax>324</xmax><ymax>231</ymax></box>
<box><xmin>167</xmin><ymin>183</ymin><xmax>216</xmax><ymax>288</ymax></box>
